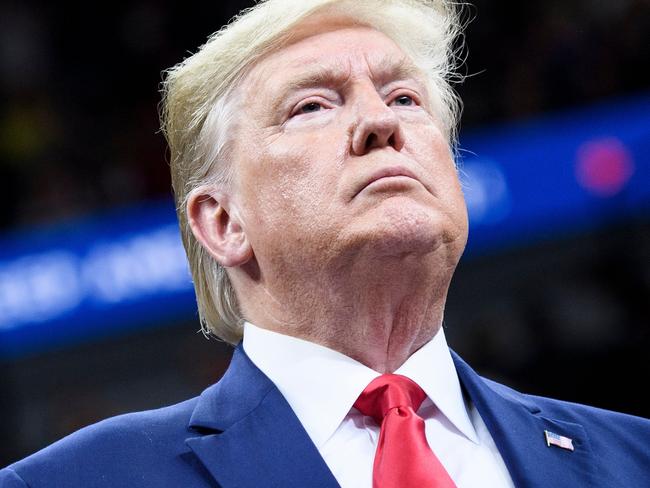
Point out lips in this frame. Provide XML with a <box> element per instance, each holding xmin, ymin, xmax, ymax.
<box><xmin>354</xmin><ymin>166</ymin><xmax>421</xmax><ymax>198</ymax></box>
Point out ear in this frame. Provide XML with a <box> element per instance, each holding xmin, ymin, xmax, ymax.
<box><xmin>186</xmin><ymin>187</ymin><xmax>253</xmax><ymax>268</ymax></box>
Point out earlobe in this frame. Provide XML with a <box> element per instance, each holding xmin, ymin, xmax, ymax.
<box><xmin>186</xmin><ymin>188</ymin><xmax>253</xmax><ymax>267</ymax></box>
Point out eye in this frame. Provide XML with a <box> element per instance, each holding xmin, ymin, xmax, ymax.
<box><xmin>390</xmin><ymin>95</ymin><xmax>416</xmax><ymax>107</ymax></box>
<box><xmin>301</xmin><ymin>102</ymin><xmax>322</xmax><ymax>113</ymax></box>
<box><xmin>292</xmin><ymin>101</ymin><xmax>323</xmax><ymax>117</ymax></box>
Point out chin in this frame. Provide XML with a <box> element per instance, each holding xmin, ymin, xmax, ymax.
<box><xmin>345</xmin><ymin>197</ymin><xmax>460</xmax><ymax>258</ymax></box>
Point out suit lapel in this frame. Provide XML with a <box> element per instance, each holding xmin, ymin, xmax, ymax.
<box><xmin>185</xmin><ymin>342</ymin><xmax>600</xmax><ymax>487</ymax></box>
<box><xmin>185</xmin><ymin>345</ymin><xmax>339</xmax><ymax>488</ymax></box>
<box><xmin>452</xmin><ymin>351</ymin><xmax>599</xmax><ymax>488</ymax></box>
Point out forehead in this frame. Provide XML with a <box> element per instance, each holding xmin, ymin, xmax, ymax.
<box><xmin>242</xmin><ymin>26</ymin><xmax>425</xmax><ymax>94</ymax></box>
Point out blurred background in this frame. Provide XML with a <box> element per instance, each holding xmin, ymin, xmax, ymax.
<box><xmin>1</xmin><ymin>0</ymin><xmax>649</xmax><ymax>465</ymax></box>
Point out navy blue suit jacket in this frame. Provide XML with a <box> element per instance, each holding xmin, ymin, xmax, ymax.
<box><xmin>2</xmin><ymin>344</ymin><xmax>650</xmax><ymax>487</ymax></box>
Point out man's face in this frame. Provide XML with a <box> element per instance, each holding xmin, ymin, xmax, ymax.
<box><xmin>229</xmin><ymin>25</ymin><xmax>468</xmax><ymax>277</ymax></box>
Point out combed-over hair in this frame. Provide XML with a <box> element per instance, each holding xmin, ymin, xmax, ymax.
<box><xmin>160</xmin><ymin>0</ymin><xmax>464</xmax><ymax>344</ymax></box>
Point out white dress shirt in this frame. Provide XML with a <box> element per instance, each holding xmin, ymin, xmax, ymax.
<box><xmin>243</xmin><ymin>322</ymin><xmax>515</xmax><ymax>488</ymax></box>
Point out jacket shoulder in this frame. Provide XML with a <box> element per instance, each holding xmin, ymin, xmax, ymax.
<box><xmin>486</xmin><ymin>376</ymin><xmax>650</xmax><ymax>428</ymax></box>
<box><xmin>483</xmin><ymin>376</ymin><xmax>650</xmax><ymax>482</ymax></box>
<box><xmin>0</xmin><ymin>468</ymin><xmax>26</xmax><ymax>488</ymax></box>
<box><xmin>3</xmin><ymin>397</ymin><xmax>206</xmax><ymax>488</ymax></box>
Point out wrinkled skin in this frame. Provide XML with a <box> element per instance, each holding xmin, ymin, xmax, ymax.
<box><xmin>189</xmin><ymin>25</ymin><xmax>468</xmax><ymax>372</ymax></box>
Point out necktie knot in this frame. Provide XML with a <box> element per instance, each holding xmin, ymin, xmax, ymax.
<box><xmin>354</xmin><ymin>374</ymin><xmax>427</xmax><ymax>424</ymax></box>
<box><xmin>354</xmin><ymin>374</ymin><xmax>457</xmax><ymax>487</ymax></box>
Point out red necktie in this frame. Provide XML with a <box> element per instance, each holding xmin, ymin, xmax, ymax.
<box><xmin>354</xmin><ymin>374</ymin><xmax>457</xmax><ymax>488</ymax></box>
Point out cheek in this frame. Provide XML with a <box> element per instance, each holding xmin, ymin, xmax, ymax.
<box><xmin>439</xmin><ymin>165</ymin><xmax>467</xmax><ymax>218</ymax></box>
<box><xmin>442</xmin><ymin>169</ymin><xmax>469</xmax><ymax>240</ymax></box>
<box><xmin>238</xmin><ymin>130</ymin><xmax>342</xmax><ymax>229</ymax></box>
<box><xmin>407</xmin><ymin>124</ymin><xmax>467</xmax><ymax>218</ymax></box>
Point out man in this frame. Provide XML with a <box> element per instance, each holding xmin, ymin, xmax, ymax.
<box><xmin>2</xmin><ymin>0</ymin><xmax>649</xmax><ymax>487</ymax></box>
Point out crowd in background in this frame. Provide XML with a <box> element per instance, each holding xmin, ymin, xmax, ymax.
<box><xmin>0</xmin><ymin>0</ymin><xmax>648</xmax><ymax>231</ymax></box>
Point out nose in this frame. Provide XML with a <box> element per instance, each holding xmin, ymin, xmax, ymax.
<box><xmin>350</xmin><ymin>88</ymin><xmax>405</xmax><ymax>156</ymax></box>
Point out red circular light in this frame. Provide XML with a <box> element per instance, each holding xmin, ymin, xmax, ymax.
<box><xmin>575</xmin><ymin>137</ymin><xmax>635</xmax><ymax>197</ymax></box>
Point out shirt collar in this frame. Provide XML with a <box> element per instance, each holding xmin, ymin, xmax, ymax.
<box><xmin>395</xmin><ymin>328</ymin><xmax>479</xmax><ymax>444</ymax></box>
<box><xmin>242</xmin><ymin>322</ymin><xmax>478</xmax><ymax>449</ymax></box>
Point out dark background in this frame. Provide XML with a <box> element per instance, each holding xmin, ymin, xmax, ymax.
<box><xmin>1</xmin><ymin>0</ymin><xmax>649</xmax><ymax>465</ymax></box>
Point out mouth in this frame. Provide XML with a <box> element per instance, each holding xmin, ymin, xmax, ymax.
<box><xmin>353</xmin><ymin>166</ymin><xmax>421</xmax><ymax>198</ymax></box>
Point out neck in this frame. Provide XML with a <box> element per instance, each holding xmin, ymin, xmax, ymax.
<box><xmin>234</xmin><ymin>250</ymin><xmax>456</xmax><ymax>373</ymax></box>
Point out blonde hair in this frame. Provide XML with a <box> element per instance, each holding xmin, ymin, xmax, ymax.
<box><xmin>160</xmin><ymin>0</ymin><xmax>464</xmax><ymax>344</ymax></box>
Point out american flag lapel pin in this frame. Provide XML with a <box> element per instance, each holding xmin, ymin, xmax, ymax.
<box><xmin>544</xmin><ymin>430</ymin><xmax>574</xmax><ymax>451</ymax></box>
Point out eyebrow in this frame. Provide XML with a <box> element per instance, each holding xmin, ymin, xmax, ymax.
<box><xmin>268</xmin><ymin>55</ymin><xmax>427</xmax><ymax>114</ymax></box>
<box><xmin>369</xmin><ymin>55</ymin><xmax>426</xmax><ymax>87</ymax></box>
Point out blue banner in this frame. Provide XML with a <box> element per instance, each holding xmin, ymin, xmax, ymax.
<box><xmin>0</xmin><ymin>201</ymin><xmax>196</xmax><ymax>357</ymax></box>
<box><xmin>460</xmin><ymin>94</ymin><xmax>650</xmax><ymax>251</ymax></box>
<box><xmin>1</xmin><ymin>94</ymin><xmax>649</xmax><ymax>357</ymax></box>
